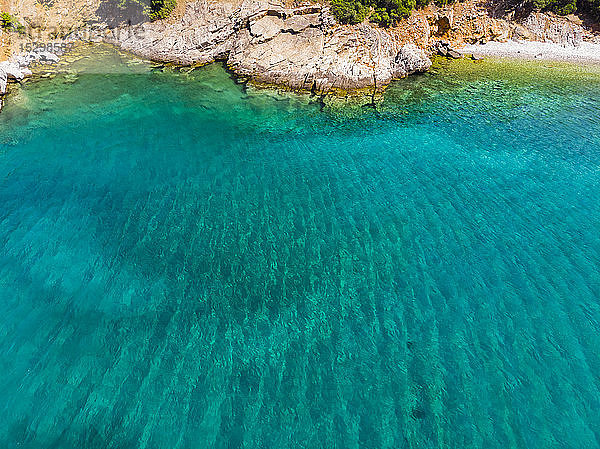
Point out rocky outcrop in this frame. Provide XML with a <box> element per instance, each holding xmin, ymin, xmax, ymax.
<box><xmin>110</xmin><ymin>0</ymin><xmax>236</xmax><ymax>65</ymax></box>
<box><xmin>433</xmin><ymin>40</ymin><xmax>463</xmax><ymax>57</ymax></box>
<box><xmin>0</xmin><ymin>70</ymin><xmax>7</xmax><ymax>97</ymax></box>
<box><xmin>0</xmin><ymin>61</ymin><xmax>30</xmax><ymax>110</ymax></box>
<box><xmin>229</xmin><ymin>23</ymin><xmax>430</xmax><ymax>92</ymax></box>
<box><xmin>520</xmin><ymin>12</ymin><xmax>585</xmax><ymax>46</ymax></box>
<box><xmin>391</xmin><ymin>0</ymin><xmax>596</xmax><ymax>52</ymax></box>
<box><xmin>109</xmin><ymin>0</ymin><xmax>432</xmax><ymax>93</ymax></box>
<box><xmin>0</xmin><ymin>50</ymin><xmax>59</xmax><ymax>111</ymax></box>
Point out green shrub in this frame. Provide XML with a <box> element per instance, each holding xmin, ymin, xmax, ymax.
<box><xmin>148</xmin><ymin>0</ymin><xmax>177</xmax><ymax>20</ymax></box>
<box><xmin>0</xmin><ymin>12</ymin><xmax>25</xmax><ymax>33</ymax></box>
<box><xmin>370</xmin><ymin>7</ymin><xmax>392</xmax><ymax>26</ymax></box>
<box><xmin>555</xmin><ymin>0</ymin><xmax>577</xmax><ymax>14</ymax></box>
<box><xmin>378</xmin><ymin>0</ymin><xmax>415</xmax><ymax>23</ymax></box>
<box><xmin>331</xmin><ymin>0</ymin><xmax>369</xmax><ymax>24</ymax></box>
<box><xmin>331</xmin><ymin>0</ymin><xmax>416</xmax><ymax>26</ymax></box>
<box><xmin>529</xmin><ymin>0</ymin><xmax>598</xmax><ymax>16</ymax></box>
<box><xmin>104</xmin><ymin>0</ymin><xmax>176</xmax><ymax>22</ymax></box>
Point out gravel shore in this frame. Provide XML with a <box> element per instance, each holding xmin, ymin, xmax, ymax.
<box><xmin>460</xmin><ymin>40</ymin><xmax>600</xmax><ymax>64</ymax></box>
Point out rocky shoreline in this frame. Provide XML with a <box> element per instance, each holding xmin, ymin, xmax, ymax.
<box><xmin>106</xmin><ymin>1</ymin><xmax>432</xmax><ymax>94</ymax></box>
<box><xmin>104</xmin><ymin>0</ymin><xmax>600</xmax><ymax>93</ymax></box>
<box><xmin>0</xmin><ymin>50</ymin><xmax>60</xmax><ymax>112</ymax></box>
<box><xmin>1</xmin><ymin>0</ymin><xmax>600</xmax><ymax>110</ymax></box>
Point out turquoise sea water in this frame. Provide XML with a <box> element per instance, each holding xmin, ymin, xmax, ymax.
<box><xmin>1</xmin><ymin>47</ymin><xmax>600</xmax><ymax>448</ymax></box>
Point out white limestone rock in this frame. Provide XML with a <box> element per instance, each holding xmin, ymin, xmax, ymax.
<box><xmin>109</xmin><ymin>0</ymin><xmax>432</xmax><ymax>93</ymax></box>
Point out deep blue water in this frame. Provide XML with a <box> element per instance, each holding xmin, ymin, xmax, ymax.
<box><xmin>1</xmin><ymin>47</ymin><xmax>600</xmax><ymax>448</ymax></box>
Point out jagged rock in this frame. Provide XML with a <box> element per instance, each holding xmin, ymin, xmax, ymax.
<box><xmin>511</xmin><ymin>24</ymin><xmax>535</xmax><ymax>41</ymax></box>
<box><xmin>0</xmin><ymin>62</ymin><xmax>25</xmax><ymax>112</ymax></box>
<box><xmin>432</xmin><ymin>40</ymin><xmax>462</xmax><ymax>58</ymax></box>
<box><xmin>229</xmin><ymin>24</ymin><xmax>431</xmax><ymax>92</ymax></box>
<box><xmin>109</xmin><ymin>0</ymin><xmax>431</xmax><ymax>93</ymax></box>
<box><xmin>109</xmin><ymin>1</ymin><xmax>238</xmax><ymax>65</ymax></box>
<box><xmin>292</xmin><ymin>5</ymin><xmax>321</xmax><ymax>16</ymax></box>
<box><xmin>36</xmin><ymin>51</ymin><xmax>60</xmax><ymax>63</ymax></box>
<box><xmin>433</xmin><ymin>40</ymin><xmax>448</xmax><ymax>56</ymax></box>
<box><xmin>319</xmin><ymin>7</ymin><xmax>336</xmax><ymax>29</ymax></box>
<box><xmin>282</xmin><ymin>14</ymin><xmax>319</xmax><ymax>33</ymax></box>
<box><xmin>11</xmin><ymin>54</ymin><xmax>38</xmax><ymax>68</ymax></box>
<box><xmin>489</xmin><ymin>21</ymin><xmax>510</xmax><ymax>42</ymax></box>
<box><xmin>250</xmin><ymin>15</ymin><xmax>284</xmax><ymax>41</ymax></box>
<box><xmin>0</xmin><ymin>61</ymin><xmax>28</xmax><ymax>81</ymax></box>
<box><xmin>0</xmin><ymin>50</ymin><xmax>60</xmax><ymax>112</ymax></box>
<box><xmin>0</xmin><ymin>69</ymin><xmax>7</xmax><ymax>95</ymax></box>
<box><xmin>395</xmin><ymin>44</ymin><xmax>432</xmax><ymax>74</ymax></box>
<box><xmin>522</xmin><ymin>13</ymin><xmax>584</xmax><ymax>46</ymax></box>
<box><xmin>10</xmin><ymin>50</ymin><xmax>60</xmax><ymax>68</ymax></box>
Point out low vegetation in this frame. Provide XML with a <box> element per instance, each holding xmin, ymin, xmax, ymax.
<box><xmin>530</xmin><ymin>0</ymin><xmax>600</xmax><ymax>18</ymax></box>
<box><xmin>330</xmin><ymin>0</ymin><xmax>454</xmax><ymax>26</ymax></box>
<box><xmin>106</xmin><ymin>0</ymin><xmax>176</xmax><ymax>22</ymax></box>
<box><xmin>148</xmin><ymin>0</ymin><xmax>177</xmax><ymax>20</ymax></box>
<box><xmin>0</xmin><ymin>11</ymin><xmax>25</xmax><ymax>33</ymax></box>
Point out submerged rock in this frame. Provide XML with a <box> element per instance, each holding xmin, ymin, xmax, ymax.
<box><xmin>0</xmin><ymin>50</ymin><xmax>60</xmax><ymax>112</ymax></box>
<box><xmin>0</xmin><ymin>62</ymin><xmax>27</xmax><ymax>82</ymax></box>
<box><xmin>0</xmin><ymin>69</ymin><xmax>7</xmax><ymax>95</ymax></box>
<box><xmin>447</xmin><ymin>49</ymin><xmax>462</xmax><ymax>58</ymax></box>
<box><xmin>434</xmin><ymin>40</ymin><xmax>462</xmax><ymax>59</ymax></box>
<box><xmin>36</xmin><ymin>51</ymin><xmax>61</xmax><ymax>63</ymax></box>
<box><xmin>0</xmin><ymin>63</ymin><xmax>23</xmax><ymax>112</ymax></box>
<box><xmin>109</xmin><ymin>0</ymin><xmax>431</xmax><ymax>93</ymax></box>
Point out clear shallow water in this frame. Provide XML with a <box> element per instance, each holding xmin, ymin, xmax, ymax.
<box><xmin>1</xmin><ymin>47</ymin><xmax>600</xmax><ymax>448</ymax></box>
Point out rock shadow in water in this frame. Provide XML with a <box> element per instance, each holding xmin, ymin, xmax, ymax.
<box><xmin>95</xmin><ymin>0</ymin><xmax>149</xmax><ymax>27</ymax></box>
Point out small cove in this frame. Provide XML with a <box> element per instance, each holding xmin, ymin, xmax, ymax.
<box><xmin>1</xmin><ymin>45</ymin><xmax>600</xmax><ymax>448</ymax></box>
